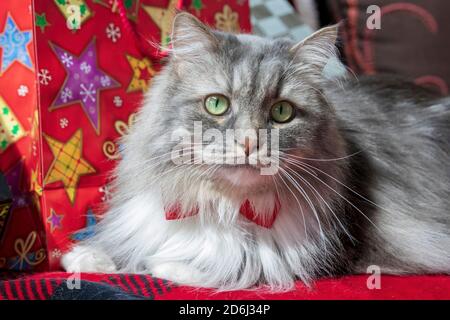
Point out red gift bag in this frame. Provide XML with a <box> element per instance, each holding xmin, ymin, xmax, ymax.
<box><xmin>0</xmin><ymin>0</ymin><xmax>251</xmax><ymax>271</ymax></box>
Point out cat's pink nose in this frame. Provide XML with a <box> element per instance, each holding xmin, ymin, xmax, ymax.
<box><xmin>242</xmin><ymin>137</ymin><xmax>257</xmax><ymax>157</ymax></box>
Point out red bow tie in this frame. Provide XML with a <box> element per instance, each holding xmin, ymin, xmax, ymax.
<box><xmin>165</xmin><ymin>197</ymin><xmax>281</xmax><ymax>228</ymax></box>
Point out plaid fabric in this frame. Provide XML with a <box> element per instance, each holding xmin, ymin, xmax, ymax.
<box><xmin>250</xmin><ymin>0</ymin><xmax>313</xmax><ymax>40</ymax></box>
<box><xmin>1</xmin><ymin>272</ymin><xmax>450</xmax><ymax>300</ymax></box>
<box><xmin>0</xmin><ymin>273</ymin><xmax>174</xmax><ymax>300</ymax></box>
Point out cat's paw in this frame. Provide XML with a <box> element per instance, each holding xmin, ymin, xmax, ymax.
<box><xmin>150</xmin><ymin>262</ymin><xmax>204</xmax><ymax>285</ymax></box>
<box><xmin>61</xmin><ymin>245</ymin><xmax>117</xmax><ymax>273</ymax></box>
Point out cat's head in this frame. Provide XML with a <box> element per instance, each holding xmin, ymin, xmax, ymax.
<box><xmin>136</xmin><ymin>13</ymin><xmax>346</xmax><ymax>197</ymax></box>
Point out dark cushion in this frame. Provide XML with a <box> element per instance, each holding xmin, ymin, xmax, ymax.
<box><xmin>327</xmin><ymin>0</ymin><xmax>450</xmax><ymax>95</ymax></box>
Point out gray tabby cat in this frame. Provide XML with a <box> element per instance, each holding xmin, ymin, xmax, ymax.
<box><xmin>62</xmin><ymin>13</ymin><xmax>450</xmax><ymax>291</ymax></box>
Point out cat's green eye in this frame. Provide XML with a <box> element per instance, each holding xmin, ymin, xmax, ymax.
<box><xmin>270</xmin><ymin>101</ymin><xmax>295</xmax><ymax>123</ymax></box>
<box><xmin>204</xmin><ymin>94</ymin><xmax>230</xmax><ymax>116</ymax></box>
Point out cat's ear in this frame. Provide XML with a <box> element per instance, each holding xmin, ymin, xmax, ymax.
<box><xmin>170</xmin><ymin>12</ymin><xmax>218</xmax><ymax>60</ymax></box>
<box><xmin>290</xmin><ymin>24</ymin><xmax>339</xmax><ymax>75</ymax></box>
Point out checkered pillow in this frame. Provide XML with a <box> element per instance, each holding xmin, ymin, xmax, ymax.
<box><xmin>250</xmin><ymin>0</ymin><xmax>313</xmax><ymax>41</ymax></box>
<box><xmin>250</xmin><ymin>0</ymin><xmax>347</xmax><ymax>79</ymax></box>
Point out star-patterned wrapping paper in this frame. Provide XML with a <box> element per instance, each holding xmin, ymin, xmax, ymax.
<box><xmin>0</xmin><ymin>0</ymin><xmax>251</xmax><ymax>271</ymax></box>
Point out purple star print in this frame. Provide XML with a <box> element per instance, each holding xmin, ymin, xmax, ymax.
<box><xmin>47</xmin><ymin>209</ymin><xmax>63</xmax><ymax>232</ymax></box>
<box><xmin>51</xmin><ymin>41</ymin><xmax>119</xmax><ymax>133</ymax></box>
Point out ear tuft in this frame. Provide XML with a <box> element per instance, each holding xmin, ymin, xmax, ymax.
<box><xmin>170</xmin><ymin>12</ymin><xmax>218</xmax><ymax>58</ymax></box>
<box><xmin>290</xmin><ymin>24</ymin><xmax>340</xmax><ymax>74</ymax></box>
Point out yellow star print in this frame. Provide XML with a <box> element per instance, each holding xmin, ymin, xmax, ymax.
<box><xmin>0</xmin><ymin>95</ymin><xmax>25</xmax><ymax>153</ymax></box>
<box><xmin>43</xmin><ymin>129</ymin><xmax>95</xmax><ymax>204</ymax></box>
<box><xmin>142</xmin><ymin>0</ymin><xmax>178</xmax><ymax>47</ymax></box>
<box><xmin>31</xmin><ymin>167</ymin><xmax>43</xmax><ymax>197</ymax></box>
<box><xmin>126</xmin><ymin>55</ymin><xmax>155</xmax><ymax>93</ymax></box>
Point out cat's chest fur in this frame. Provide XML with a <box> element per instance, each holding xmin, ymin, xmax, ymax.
<box><xmin>113</xmin><ymin>180</ymin><xmax>335</xmax><ymax>283</ymax></box>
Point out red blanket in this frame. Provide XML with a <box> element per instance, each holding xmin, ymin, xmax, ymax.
<box><xmin>0</xmin><ymin>272</ymin><xmax>449</xmax><ymax>300</ymax></box>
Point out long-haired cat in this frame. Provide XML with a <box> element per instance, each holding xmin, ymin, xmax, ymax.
<box><xmin>62</xmin><ymin>13</ymin><xmax>450</xmax><ymax>291</ymax></box>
